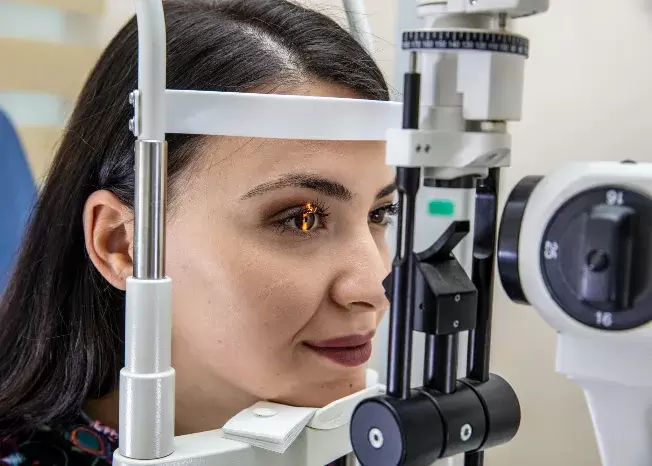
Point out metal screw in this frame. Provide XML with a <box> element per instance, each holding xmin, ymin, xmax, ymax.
<box><xmin>128</xmin><ymin>118</ymin><xmax>135</xmax><ymax>133</ymax></box>
<box><xmin>460</xmin><ymin>424</ymin><xmax>473</xmax><ymax>441</ymax></box>
<box><xmin>369</xmin><ymin>427</ymin><xmax>384</xmax><ymax>449</ymax></box>
<box><xmin>424</xmin><ymin>144</ymin><xmax>431</xmax><ymax>153</ymax></box>
<box><xmin>586</xmin><ymin>249</ymin><xmax>610</xmax><ymax>272</ymax></box>
<box><xmin>454</xmin><ymin>294</ymin><xmax>461</xmax><ymax>303</ymax></box>
<box><xmin>128</xmin><ymin>91</ymin><xmax>136</xmax><ymax>105</ymax></box>
<box><xmin>453</xmin><ymin>320</ymin><xmax>460</xmax><ymax>328</ymax></box>
<box><xmin>470</xmin><ymin>0</ymin><xmax>478</xmax><ymax>5</ymax></box>
<box><xmin>416</xmin><ymin>144</ymin><xmax>422</xmax><ymax>152</ymax></box>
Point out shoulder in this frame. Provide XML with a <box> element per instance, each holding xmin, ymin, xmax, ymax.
<box><xmin>1</xmin><ymin>414</ymin><xmax>118</xmax><ymax>465</ymax></box>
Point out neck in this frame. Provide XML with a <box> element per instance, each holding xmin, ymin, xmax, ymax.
<box><xmin>84</xmin><ymin>376</ymin><xmax>258</xmax><ymax>436</ymax></box>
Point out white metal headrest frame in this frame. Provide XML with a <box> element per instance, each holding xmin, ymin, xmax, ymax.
<box><xmin>135</xmin><ymin>0</ymin><xmax>166</xmax><ymax>141</ymax></box>
<box><xmin>135</xmin><ymin>0</ymin><xmax>399</xmax><ymax>141</ymax></box>
<box><xmin>164</xmin><ymin>90</ymin><xmax>401</xmax><ymax>140</ymax></box>
<box><xmin>120</xmin><ymin>0</ymin><xmax>400</xmax><ymax>461</ymax></box>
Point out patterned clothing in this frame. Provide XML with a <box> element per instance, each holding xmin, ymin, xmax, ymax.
<box><xmin>0</xmin><ymin>413</ymin><xmax>117</xmax><ymax>466</ymax></box>
<box><xmin>1</xmin><ymin>414</ymin><xmax>345</xmax><ymax>465</ymax></box>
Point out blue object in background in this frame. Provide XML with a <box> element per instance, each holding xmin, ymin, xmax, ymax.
<box><xmin>0</xmin><ymin>109</ymin><xmax>37</xmax><ymax>293</ymax></box>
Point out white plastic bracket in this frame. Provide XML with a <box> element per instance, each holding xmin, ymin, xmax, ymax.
<box><xmin>417</xmin><ymin>0</ymin><xmax>549</xmax><ymax>18</ymax></box>
<box><xmin>386</xmin><ymin>128</ymin><xmax>510</xmax><ymax>172</ymax></box>
<box><xmin>557</xmin><ymin>334</ymin><xmax>652</xmax><ymax>466</ymax></box>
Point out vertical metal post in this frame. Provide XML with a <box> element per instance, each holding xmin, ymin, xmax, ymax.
<box><xmin>119</xmin><ymin>1</ymin><xmax>175</xmax><ymax>461</ymax></box>
<box><xmin>387</xmin><ymin>52</ymin><xmax>421</xmax><ymax>400</ymax></box>
<box><xmin>464</xmin><ymin>168</ymin><xmax>500</xmax><ymax>466</ymax></box>
<box><xmin>134</xmin><ymin>140</ymin><xmax>167</xmax><ymax>279</ymax></box>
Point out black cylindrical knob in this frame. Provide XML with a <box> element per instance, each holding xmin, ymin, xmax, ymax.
<box><xmin>422</xmin><ymin>383</ymin><xmax>487</xmax><ymax>457</ymax></box>
<box><xmin>350</xmin><ymin>393</ymin><xmax>444</xmax><ymax>466</ymax></box>
<box><xmin>460</xmin><ymin>374</ymin><xmax>521</xmax><ymax>450</ymax></box>
<box><xmin>497</xmin><ymin>176</ymin><xmax>543</xmax><ymax>304</ymax></box>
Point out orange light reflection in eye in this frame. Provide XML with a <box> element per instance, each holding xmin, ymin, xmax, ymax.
<box><xmin>301</xmin><ymin>202</ymin><xmax>315</xmax><ymax>231</ymax></box>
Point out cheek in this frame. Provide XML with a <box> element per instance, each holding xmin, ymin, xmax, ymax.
<box><xmin>228</xmin><ymin>253</ymin><xmax>325</xmax><ymax>346</ymax></box>
<box><xmin>166</xmin><ymin>219</ymin><xmax>329</xmax><ymax>364</ymax></box>
<box><xmin>375</xmin><ymin>230</ymin><xmax>392</xmax><ymax>271</ymax></box>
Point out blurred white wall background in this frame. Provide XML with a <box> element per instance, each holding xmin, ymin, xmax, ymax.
<box><xmin>489</xmin><ymin>2</ymin><xmax>651</xmax><ymax>464</ymax></box>
<box><xmin>5</xmin><ymin>0</ymin><xmax>652</xmax><ymax>464</ymax></box>
<box><xmin>0</xmin><ymin>0</ymin><xmax>103</xmax><ymax>180</ymax></box>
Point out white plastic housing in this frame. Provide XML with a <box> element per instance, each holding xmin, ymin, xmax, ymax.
<box><xmin>417</xmin><ymin>48</ymin><xmax>526</xmax><ymax>122</ymax></box>
<box><xmin>114</xmin><ymin>375</ymin><xmax>382</xmax><ymax>465</ymax></box>
<box><xmin>120</xmin><ymin>277</ymin><xmax>175</xmax><ymax>460</ymax></box>
<box><xmin>519</xmin><ymin>162</ymin><xmax>652</xmax><ymax>344</ymax></box>
<box><xmin>417</xmin><ymin>0</ymin><xmax>549</xmax><ymax>17</ymax></box>
<box><xmin>458</xmin><ymin>51</ymin><xmax>525</xmax><ymax>121</ymax></box>
<box><xmin>518</xmin><ymin>162</ymin><xmax>652</xmax><ymax>466</ymax></box>
<box><xmin>113</xmin><ymin>423</ymin><xmax>351</xmax><ymax>466</ymax></box>
<box><xmin>579</xmin><ymin>377</ymin><xmax>652</xmax><ymax>466</ymax></box>
<box><xmin>385</xmin><ymin>127</ymin><xmax>510</xmax><ymax>174</ymax></box>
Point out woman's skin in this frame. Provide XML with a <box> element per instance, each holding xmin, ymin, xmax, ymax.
<box><xmin>82</xmin><ymin>80</ymin><xmax>396</xmax><ymax>435</ymax></box>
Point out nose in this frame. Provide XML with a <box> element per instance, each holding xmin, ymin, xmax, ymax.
<box><xmin>329</xmin><ymin>229</ymin><xmax>390</xmax><ymax>313</ymax></box>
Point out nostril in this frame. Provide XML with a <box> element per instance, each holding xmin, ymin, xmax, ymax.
<box><xmin>350</xmin><ymin>301</ymin><xmax>375</xmax><ymax>310</ymax></box>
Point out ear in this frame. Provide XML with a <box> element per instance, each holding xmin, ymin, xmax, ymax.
<box><xmin>83</xmin><ymin>190</ymin><xmax>134</xmax><ymax>291</ymax></box>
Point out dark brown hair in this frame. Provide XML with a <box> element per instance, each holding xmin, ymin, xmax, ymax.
<box><xmin>0</xmin><ymin>0</ymin><xmax>388</xmax><ymax>434</ymax></box>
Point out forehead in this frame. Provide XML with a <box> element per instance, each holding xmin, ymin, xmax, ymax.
<box><xmin>190</xmin><ymin>79</ymin><xmax>394</xmax><ymax>199</ymax></box>
<box><xmin>198</xmin><ymin>136</ymin><xmax>392</xmax><ymax>198</ymax></box>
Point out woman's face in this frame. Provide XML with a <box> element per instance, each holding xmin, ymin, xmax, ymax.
<box><xmin>166</xmin><ymin>82</ymin><xmax>395</xmax><ymax>430</ymax></box>
<box><xmin>85</xmin><ymin>80</ymin><xmax>395</xmax><ymax>433</ymax></box>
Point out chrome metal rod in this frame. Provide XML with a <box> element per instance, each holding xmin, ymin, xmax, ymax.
<box><xmin>134</xmin><ymin>140</ymin><xmax>167</xmax><ymax>279</ymax></box>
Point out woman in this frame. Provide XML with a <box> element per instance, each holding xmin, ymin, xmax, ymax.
<box><xmin>0</xmin><ymin>0</ymin><xmax>395</xmax><ymax>463</ymax></box>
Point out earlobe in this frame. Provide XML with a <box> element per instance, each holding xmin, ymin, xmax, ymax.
<box><xmin>83</xmin><ymin>190</ymin><xmax>134</xmax><ymax>291</ymax></box>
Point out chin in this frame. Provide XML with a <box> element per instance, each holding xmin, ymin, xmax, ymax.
<box><xmin>273</xmin><ymin>369</ymin><xmax>367</xmax><ymax>408</ymax></box>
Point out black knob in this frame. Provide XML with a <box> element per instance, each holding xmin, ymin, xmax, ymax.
<box><xmin>350</xmin><ymin>393</ymin><xmax>444</xmax><ymax>466</ymax></box>
<box><xmin>541</xmin><ymin>187</ymin><xmax>652</xmax><ymax>330</ymax></box>
<box><xmin>497</xmin><ymin>176</ymin><xmax>543</xmax><ymax>304</ymax></box>
<box><xmin>579</xmin><ymin>204</ymin><xmax>636</xmax><ymax>309</ymax></box>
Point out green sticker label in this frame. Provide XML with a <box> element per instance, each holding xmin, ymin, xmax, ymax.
<box><xmin>428</xmin><ymin>199</ymin><xmax>455</xmax><ymax>216</ymax></box>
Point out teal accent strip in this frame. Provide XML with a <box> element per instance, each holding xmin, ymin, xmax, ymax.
<box><xmin>428</xmin><ymin>199</ymin><xmax>455</xmax><ymax>216</ymax></box>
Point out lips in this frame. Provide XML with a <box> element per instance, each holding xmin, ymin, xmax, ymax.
<box><xmin>303</xmin><ymin>332</ymin><xmax>374</xmax><ymax>367</ymax></box>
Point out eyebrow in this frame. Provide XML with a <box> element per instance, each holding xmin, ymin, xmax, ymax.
<box><xmin>376</xmin><ymin>182</ymin><xmax>397</xmax><ymax>200</ymax></box>
<box><xmin>240</xmin><ymin>173</ymin><xmax>397</xmax><ymax>202</ymax></box>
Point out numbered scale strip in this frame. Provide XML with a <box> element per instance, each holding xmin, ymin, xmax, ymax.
<box><xmin>402</xmin><ymin>30</ymin><xmax>529</xmax><ymax>57</ymax></box>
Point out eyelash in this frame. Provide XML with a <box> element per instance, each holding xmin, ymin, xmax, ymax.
<box><xmin>272</xmin><ymin>201</ymin><xmax>399</xmax><ymax>238</ymax></box>
<box><xmin>371</xmin><ymin>202</ymin><xmax>399</xmax><ymax>226</ymax></box>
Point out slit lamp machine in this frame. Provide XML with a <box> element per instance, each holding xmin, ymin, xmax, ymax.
<box><xmin>113</xmin><ymin>1</ymin><xmax>652</xmax><ymax>465</ymax></box>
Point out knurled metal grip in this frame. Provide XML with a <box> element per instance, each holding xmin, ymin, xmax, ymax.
<box><xmin>402</xmin><ymin>30</ymin><xmax>530</xmax><ymax>57</ymax></box>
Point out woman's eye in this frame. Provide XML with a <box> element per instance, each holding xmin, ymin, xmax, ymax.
<box><xmin>275</xmin><ymin>202</ymin><xmax>328</xmax><ymax>234</ymax></box>
<box><xmin>289</xmin><ymin>209</ymin><xmax>319</xmax><ymax>231</ymax></box>
<box><xmin>369</xmin><ymin>203</ymin><xmax>399</xmax><ymax>226</ymax></box>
